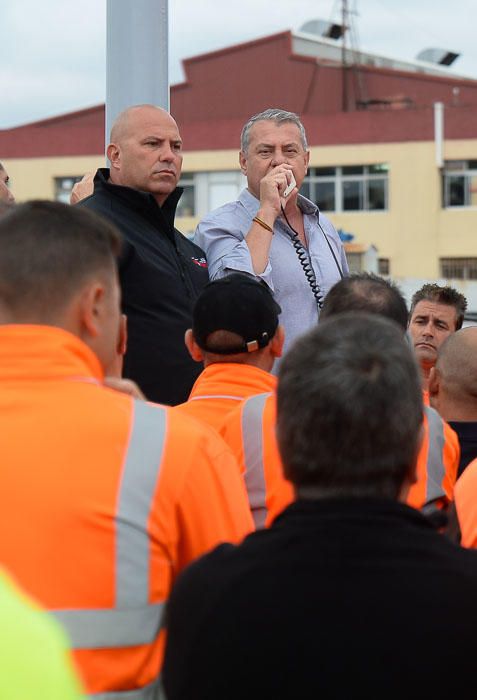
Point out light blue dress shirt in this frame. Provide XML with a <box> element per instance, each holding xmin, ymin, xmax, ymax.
<box><xmin>195</xmin><ymin>188</ymin><xmax>349</xmax><ymax>358</ymax></box>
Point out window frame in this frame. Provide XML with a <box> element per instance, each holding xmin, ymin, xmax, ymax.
<box><xmin>54</xmin><ymin>176</ymin><xmax>83</xmax><ymax>204</ymax></box>
<box><xmin>302</xmin><ymin>164</ymin><xmax>388</xmax><ymax>213</ymax></box>
<box><xmin>442</xmin><ymin>160</ymin><xmax>477</xmax><ymax>208</ymax></box>
<box><xmin>440</xmin><ymin>257</ymin><xmax>477</xmax><ymax>280</ymax></box>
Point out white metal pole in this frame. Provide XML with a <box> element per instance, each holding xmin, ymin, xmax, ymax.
<box><xmin>105</xmin><ymin>0</ymin><xmax>169</xmax><ymax>152</ymax></box>
<box><xmin>434</xmin><ymin>102</ymin><xmax>444</xmax><ymax>168</ymax></box>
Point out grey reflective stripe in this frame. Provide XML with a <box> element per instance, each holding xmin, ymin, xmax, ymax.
<box><xmin>242</xmin><ymin>392</ymin><xmax>271</xmax><ymax>529</ymax></box>
<box><xmin>50</xmin><ymin>602</ymin><xmax>164</xmax><ymax>649</ymax></box>
<box><xmin>52</xmin><ymin>400</ymin><xmax>167</xmax><ymax>651</ymax></box>
<box><xmin>91</xmin><ymin>675</ymin><xmax>162</xmax><ymax>699</ymax></box>
<box><xmin>424</xmin><ymin>405</ymin><xmax>446</xmax><ymax>503</ymax></box>
<box><xmin>116</xmin><ymin>400</ymin><xmax>167</xmax><ymax>606</ymax></box>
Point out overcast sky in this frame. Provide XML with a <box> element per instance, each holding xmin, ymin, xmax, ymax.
<box><xmin>1</xmin><ymin>0</ymin><xmax>476</xmax><ymax>129</ymax></box>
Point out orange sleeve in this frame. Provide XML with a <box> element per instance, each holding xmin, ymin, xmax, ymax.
<box><xmin>174</xmin><ymin>419</ymin><xmax>254</xmax><ymax>571</ymax></box>
<box><xmin>407</xmin><ymin>412</ymin><xmax>459</xmax><ymax>510</ymax></box>
<box><xmin>441</xmin><ymin>421</ymin><xmax>460</xmax><ymax>501</ymax></box>
<box><xmin>455</xmin><ymin>459</ymin><xmax>477</xmax><ymax>548</ymax></box>
<box><xmin>407</xmin><ymin>414</ymin><xmax>429</xmax><ymax>509</ymax></box>
<box><xmin>261</xmin><ymin>396</ymin><xmax>294</xmax><ymax>526</ymax></box>
<box><xmin>219</xmin><ymin>404</ymin><xmax>247</xmax><ymax>476</ymax></box>
<box><xmin>221</xmin><ymin>395</ymin><xmax>294</xmax><ymax>528</ymax></box>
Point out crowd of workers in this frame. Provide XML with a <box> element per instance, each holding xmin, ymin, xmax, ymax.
<box><xmin>1</xmin><ymin>105</ymin><xmax>477</xmax><ymax>699</ymax></box>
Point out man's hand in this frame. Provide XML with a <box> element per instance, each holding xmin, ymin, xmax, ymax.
<box><xmin>70</xmin><ymin>173</ymin><xmax>94</xmax><ymax>205</ymax></box>
<box><xmin>258</xmin><ymin>165</ymin><xmax>297</xmax><ymax>218</ymax></box>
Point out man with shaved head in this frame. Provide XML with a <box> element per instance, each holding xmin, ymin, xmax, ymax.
<box><xmin>430</xmin><ymin>327</ymin><xmax>477</xmax><ymax>476</ymax></box>
<box><xmin>80</xmin><ymin>104</ymin><xmax>209</xmax><ymax>405</ymax></box>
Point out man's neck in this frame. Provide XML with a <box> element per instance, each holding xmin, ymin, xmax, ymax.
<box><xmin>204</xmin><ymin>354</ymin><xmax>274</xmax><ymax>373</ymax></box>
<box><xmin>420</xmin><ymin>364</ymin><xmax>432</xmax><ymax>392</ymax></box>
<box><xmin>436</xmin><ymin>398</ymin><xmax>477</xmax><ymax>423</ymax></box>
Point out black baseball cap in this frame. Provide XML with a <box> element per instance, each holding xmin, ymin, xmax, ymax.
<box><xmin>193</xmin><ymin>273</ymin><xmax>282</xmax><ymax>355</ymax></box>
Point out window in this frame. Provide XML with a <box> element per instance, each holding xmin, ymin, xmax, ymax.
<box><xmin>443</xmin><ymin>160</ymin><xmax>477</xmax><ymax>207</ymax></box>
<box><xmin>346</xmin><ymin>253</ymin><xmax>363</xmax><ymax>273</ymax></box>
<box><xmin>175</xmin><ymin>171</ymin><xmax>246</xmax><ymax>220</ymax></box>
<box><xmin>54</xmin><ymin>176</ymin><xmax>83</xmax><ymax>204</ymax></box>
<box><xmin>176</xmin><ymin>172</ymin><xmax>196</xmax><ymax>217</ymax></box>
<box><xmin>378</xmin><ymin>258</ymin><xmax>390</xmax><ymax>275</ymax></box>
<box><xmin>440</xmin><ymin>257</ymin><xmax>477</xmax><ymax>280</ymax></box>
<box><xmin>301</xmin><ymin>164</ymin><xmax>388</xmax><ymax>212</ymax></box>
<box><xmin>207</xmin><ymin>171</ymin><xmax>244</xmax><ymax>211</ymax></box>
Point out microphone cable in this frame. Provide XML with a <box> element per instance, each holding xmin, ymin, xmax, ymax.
<box><xmin>280</xmin><ymin>204</ymin><xmax>324</xmax><ymax>310</ymax></box>
<box><xmin>280</xmin><ymin>203</ymin><xmax>345</xmax><ymax>311</ymax></box>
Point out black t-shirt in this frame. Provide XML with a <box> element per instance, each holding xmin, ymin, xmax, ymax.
<box><xmin>80</xmin><ymin>169</ymin><xmax>209</xmax><ymax>405</ymax></box>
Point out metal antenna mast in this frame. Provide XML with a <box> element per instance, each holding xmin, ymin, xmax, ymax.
<box><xmin>341</xmin><ymin>0</ymin><xmax>349</xmax><ymax>111</ymax></box>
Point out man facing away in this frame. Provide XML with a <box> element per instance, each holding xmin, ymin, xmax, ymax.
<box><xmin>163</xmin><ymin>313</ymin><xmax>477</xmax><ymax>700</ymax></box>
<box><xmin>0</xmin><ymin>201</ymin><xmax>252</xmax><ymax>697</ymax></box>
<box><xmin>80</xmin><ymin>104</ymin><xmax>209</xmax><ymax>405</ymax></box>
<box><xmin>195</xmin><ymin>108</ymin><xmax>348</xmax><ymax>359</ymax></box>
<box><xmin>175</xmin><ymin>273</ymin><xmax>284</xmax><ymax>433</ymax></box>
<box><xmin>430</xmin><ymin>327</ymin><xmax>477</xmax><ymax>476</ymax></box>
<box><xmin>174</xmin><ymin>273</ymin><xmax>293</xmax><ymax>528</ymax></box>
<box><xmin>408</xmin><ymin>283</ymin><xmax>467</xmax><ymax>401</ymax></box>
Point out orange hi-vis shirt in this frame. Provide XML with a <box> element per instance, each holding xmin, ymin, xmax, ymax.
<box><xmin>220</xmin><ymin>392</ymin><xmax>294</xmax><ymax>529</ymax></box>
<box><xmin>174</xmin><ymin>362</ymin><xmax>276</xmax><ymax>432</ymax></box>
<box><xmin>222</xmin><ymin>396</ymin><xmax>458</xmax><ymax>527</ymax></box>
<box><xmin>453</xmin><ymin>458</ymin><xmax>477</xmax><ymax>547</ymax></box>
<box><xmin>406</xmin><ymin>405</ymin><xmax>459</xmax><ymax>509</ymax></box>
<box><xmin>0</xmin><ymin>325</ymin><xmax>253</xmax><ymax>698</ymax></box>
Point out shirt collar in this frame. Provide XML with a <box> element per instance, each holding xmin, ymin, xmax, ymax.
<box><xmin>0</xmin><ymin>325</ymin><xmax>104</xmax><ymax>383</ymax></box>
<box><xmin>189</xmin><ymin>362</ymin><xmax>276</xmax><ymax>400</ymax></box>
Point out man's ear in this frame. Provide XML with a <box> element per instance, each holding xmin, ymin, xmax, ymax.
<box><xmin>79</xmin><ymin>282</ymin><xmax>106</xmax><ymax>339</ymax></box>
<box><xmin>270</xmin><ymin>325</ymin><xmax>285</xmax><ymax>358</ymax></box>
<box><xmin>184</xmin><ymin>329</ymin><xmax>204</xmax><ymax>362</ymax></box>
<box><xmin>107</xmin><ymin>143</ymin><xmax>121</xmax><ymax>170</ymax></box>
<box><xmin>239</xmin><ymin>150</ymin><xmax>247</xmax><ymax>176</ymax></box>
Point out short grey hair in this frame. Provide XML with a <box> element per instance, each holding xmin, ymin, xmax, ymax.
<box><xmin>277</xmin><ymin>312</ymin><xmax>423</xmax><ymax>498</ymax></box>
<box><xmin>240</xmin><ymin>108</ymin><xmax>308</xmax><ymax>153</ymax></box>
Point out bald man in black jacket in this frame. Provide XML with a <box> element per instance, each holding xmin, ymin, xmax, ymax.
<box><xmin>81</xmin><ymin>105</ymin><xmax>208</xmax><ymax>405</ymax></box>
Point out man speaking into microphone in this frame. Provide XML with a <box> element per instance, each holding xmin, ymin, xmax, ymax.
<box><xmin>195</xmin><ymin>108</ymin><xmax>348</xmax><ymax>357</ymax></box>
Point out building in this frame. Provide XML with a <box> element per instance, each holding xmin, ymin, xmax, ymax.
<box><xmin>2</xmin><ymin>27</ymin><xmax>477</xmax><ymax>284</ymax></box>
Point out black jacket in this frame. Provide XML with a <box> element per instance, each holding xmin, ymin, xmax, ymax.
<box><xmin>80</xmin><ymin>169</ymin><xmax>208</xmax><ymax>405</ymax></box>
<box><xmin>163</xmin><ymin>497</ymin><xmax>477</xmax><ymax>699</ymax></box>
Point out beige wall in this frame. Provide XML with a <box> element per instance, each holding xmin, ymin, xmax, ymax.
<box><xmin>312</xmin><ymin>141</ymin><xmax>441</xmax><ymax>278</ymax></box>
<box><xmin>438</xmin><ymin>139</ymin><xmax>477</xmax><ymax>263</ymax></box>
<box><xmin>5</xmin><ymin>156</ymin><xmax>104</xmax><ymax>202</ymax></box>
<box><xmin>4</xmin><ymin>138</ymin><xmax>477</xmax><ymax>279</ymax></box>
